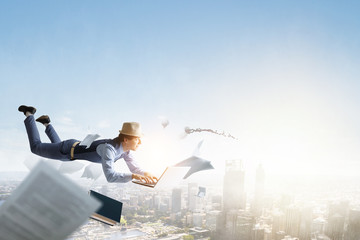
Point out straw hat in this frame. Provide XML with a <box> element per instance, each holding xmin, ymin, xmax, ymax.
<box><xmin>119</xmin><ymin>122</ymin><xmax>143</xmax><ymax>137</ymax></box>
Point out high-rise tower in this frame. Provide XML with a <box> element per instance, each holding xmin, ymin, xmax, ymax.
<box><xmin>188</xmin><ymin>182</ymin><xmax>198</xmax><ymax>211</ymax></box>
<box><xmin>326</xmin><ymin>201</ymin><xmax>348</xmax><ymax>240</ymax></box>
<box><xmin>223</xmin><ymin>159</ymin><xmax>246</xmax><ymax>211</ymax></box>
<box><xmin>285</xmin><ymin>205</ymin><xmax>300</xmax><ymax>238</ymax></box>
<box><xmin>345</xmin><ymin>209</ymin><xmax>360</xmax><ymax>240</ymax></box>
<box><xmin>172</xmin><ymin>188</ymin><xmax>182</xmax><ymax>213</ymax></box>
<box><xmin>252</xmin><ymin>164</ymin><xmax>265</xmax><ymax>217</ymax></box>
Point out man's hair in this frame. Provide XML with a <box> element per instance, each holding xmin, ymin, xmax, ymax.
<box><xmin>113</xmin><ymin>133</ymin><xmax>137</xmax><ymax>145</ymax></box>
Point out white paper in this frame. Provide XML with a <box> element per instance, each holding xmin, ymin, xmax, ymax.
<box><xmin>0</xmin><ymin>161</ymin><xmax>101</xmax><ymax>240</ymax></box>
<box><xmin>79</xmin><ymin>134</ymin><xmax>100</xmax><ymax>149</ymax></box>
<box><xmin>58</xmin><ymin>161</ymin><xmax>85</xmax><ymax>174</ymax></box>
<box><xmin>174</xmin><ymin>156</ymin><xmax>214</xmax><ymax>179</ymax></box>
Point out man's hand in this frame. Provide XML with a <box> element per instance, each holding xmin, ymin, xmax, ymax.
<box><xmin>144</xmin><ymin>172</ymin><xmax>158</xmax><ymax>183</ymax></box>
<box><xmin>132</xmin><ymin>173</ymin><xmax>154</xmax><ymax>184</ymax></box>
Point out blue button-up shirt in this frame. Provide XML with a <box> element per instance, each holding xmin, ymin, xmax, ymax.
<box><xmin>96</xmin><ymin>143</ymin><xmax>144</xmax><ymax>183</ymax></box>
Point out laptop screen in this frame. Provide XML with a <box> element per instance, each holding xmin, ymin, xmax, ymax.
<box><xmin>89</xmin><ymin>190</ymin><xmax>123</xmax><ymax>224</ymax></box>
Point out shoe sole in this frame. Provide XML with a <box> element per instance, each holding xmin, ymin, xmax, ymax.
<box><xmin>18</xmin><ymin>105</ymin><xmax>37</xmax><ymax>115</ymax></box>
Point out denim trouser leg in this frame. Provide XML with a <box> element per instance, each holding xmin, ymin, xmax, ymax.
<box><xmin>24</xmin><ymin>115</ymin><xmax>69</xmax><ymax>160</ymax></box>
<box><xmin>45</xmin><ymin>125</ymin><xmax>61</xmax><ymax>143</ymax></box>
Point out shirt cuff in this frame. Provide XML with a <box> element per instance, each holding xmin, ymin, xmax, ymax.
<box><xmin>124</xmin><ymin>173</ymin><xmax>133</xmax><ymax>182</ymax></box>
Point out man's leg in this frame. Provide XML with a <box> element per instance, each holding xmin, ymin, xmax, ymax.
<box><xmin>45</xmin><ymin>125</ymin><xmax>61</xmax><ymax>143</ymax></box>
<box><xmin>36</xmin><ymin>115</ymin><xmax>61</xmax><ymax>143</ymax></box>
<box><xmin>24</xmin><ymin>115</ymin><xmax>42</xmax><ymax>151</ymax></box>
<box><xmin>24</xmin><ymin>115</ymin><xmax>65</xmax><ymax>160</ymax></box>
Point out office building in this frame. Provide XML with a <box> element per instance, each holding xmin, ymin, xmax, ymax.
<box><xmin>172</xmin><ymin>188</ymin><xmax>182</xmax><ymax>213</ymax></box>
<box><xmin>212</xmin><ymin>195</ymin><xmax>222</xmax><ymax>211</ymax></box>
<box><xmin>275</xmin><ymin>231</ymin><xmax>286</xmax><ymax>240</ymax></box>
<box><xmin>193</xmin><ymin>212</ymin><xmax>205</xmax><ymax>227</ymax></box>
<box><xmin>252</xmin><ymin>164</ymin><xmax>265</xmax><ymax>217</ymax></box>
<box><xmin>153</xmin><ymin>195</ymin><xmax>161</xmax><ymax>210</ymax></box>
<box><xmin>236</xmin><ymin>212</ymin><xmax>254</xmax><ymax>240</ymax></box>
<box><xmin>252</xmin><ymin>226</ymin><xmax>265</xmax><ymax>240</ymax></box>
<box><xmin>345</xmin><ymin>209</ymin><xmax>360</xmax><ymax>240</ymax></box>
<box><xmin>326</xmin><ymin>201</ymin><xmax>348</xmax><ymax>240</ymax></box>
<box><xmin>223</xmin><ymin>159</ymin><xmax>246</xmax><ymax>211</ymax></box>
<box><xmin>285</xmin><ymin>206</ymin><xmax>300</xmax><ymax>238</ymax></box>
<box><xmin>299</xmin><ymin>207</ymin><xmax>312</xmax><ymax>240</ymax></box>
<box><xmin>326</xmin><ymin>214</ymin><xmax>345</xmax><ymax>240</ymax></box>
<box><xmin>188</xmin><ymin>182</ymin><xmax>198</xmax><ymax>211</ymax></box>
<box><xmin>312</xmin><ymin>217</ymin><xmax>326</xmax><ymax>235</ymax></box>
<box><xmin>272</xmin><ymin>211</ymin><xmax>286</xmax><ymax>240</ymax></box>
<box><xmin>226</xmin><ymin>210</ymin><xmax>239</xmax><ymax>238</ymax></box>
<box><xmin>205</xmin><ymin>210</ymin><xmax>221</xmax><ymax>231</ymax></box>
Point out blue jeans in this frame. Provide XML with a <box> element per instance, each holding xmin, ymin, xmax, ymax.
<box><xmin>24</xmin><ymin>115</ymin><xmax>78</xmax><ymax>161</ymax></box>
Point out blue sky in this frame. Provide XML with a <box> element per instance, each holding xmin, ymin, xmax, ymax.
<box><xmin>1</xmin><ymin>1</ymin><xmax>360</xmax><ymax>179</ymax></box>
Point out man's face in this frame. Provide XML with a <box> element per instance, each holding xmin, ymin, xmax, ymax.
<box><xmin>125</xmin><ymin>137</ymin><xmax>141</xmax><ymax>151</ymax></box>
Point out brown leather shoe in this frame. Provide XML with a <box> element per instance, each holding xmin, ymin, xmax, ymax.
<box><xmin>18</xmin><ymin>105</ymin><xmax>36</xmax><ymax>115</ymax></box>
<box><xmin>36</xmin><ymin>115</ymin><xmax>50</xmax><ymax>124</ymax></box>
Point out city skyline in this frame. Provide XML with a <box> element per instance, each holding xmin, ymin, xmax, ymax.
<box><xmin>1</xmin><ymin>154</ymin><xmax>360</xmax><ymax>240</ymax></box>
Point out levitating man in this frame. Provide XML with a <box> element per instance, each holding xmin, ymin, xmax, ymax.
<box><xmin>18</xmin><ymin>105</ymin><xmax>157</xmax><ymax>184</ymax></box>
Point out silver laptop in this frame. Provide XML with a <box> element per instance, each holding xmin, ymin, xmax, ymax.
<box><xmin>132</xmin><ymin>166</ymin><xmax>190</xmax><ymax>188</ymax></box>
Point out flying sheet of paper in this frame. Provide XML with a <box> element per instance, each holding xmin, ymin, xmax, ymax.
<box><xmin>58</xmin><ymin>161</ymin><xmax>85</xmax><ymax>174</ymax></box>
<box><xmin>79</xmin><ymin>134</ymin><xmax>100</xmax><ymax>149</ymax></box>
<box><xmin>0</xmin><ymin>161</ymin><xmax>101</xmax><ymax>240</ymax></box>
<box><xmin>81</xmin><ymin>164</ymin><xmax>103</xmax><ymax>180</ymax></box>
<box><xmin>174</xmin><ymin>156</ymin><xmax>214</xmax><ymax>179</ymax></box>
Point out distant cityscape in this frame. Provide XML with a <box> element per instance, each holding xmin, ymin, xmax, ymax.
<box><xmin>1</xmin><ymin>160</ymin><xmax>360</xmax><ymax>240</ymax></box>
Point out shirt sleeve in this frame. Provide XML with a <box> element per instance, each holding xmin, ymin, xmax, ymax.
<box><xmin>98</xmin><ymin>144</ymin><xmax>133</xmax><ymax>183</ymax></box>
<box><xmin>123</xmin><ymin>151</ymin><xmax>145</xmax><ymax>175</ymax></box>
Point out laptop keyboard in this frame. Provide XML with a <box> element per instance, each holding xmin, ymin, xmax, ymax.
<box><xmin>133</xmin><ymin>180</ymin><xmax>156</xmax><ymax>186</ymax></box>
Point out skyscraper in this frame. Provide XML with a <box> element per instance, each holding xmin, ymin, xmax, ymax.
<box><xmin>252</xmin><ymin>226</ymin><xmax>265</xmax><ymax>240</ymax></box>
<box><xmin>326</xmin><ymin>201</ymin><xmax>348</xmax><ymax>240</ymax></box>
<box><xmin>205</xmin><ymin>210</ymin><xmax>221</xmax><ymax>231</ymax></box>
<box><xmin>272</xmin><ymin>211</ymin><xmax>286</xmax><ymax>240</ymax></box>
<box><xmin>345</xmin><ymin>209</ymin><xmax>360</xmax><ymax>240</ymax></box>
<box><xmin>223</xmin><ymin>159</ymin><xmax>246</xmax><ymax>212</ymax></box>
<box><xmin>212</xmin><ymin>195</ymin><xmax>222</xmax><ymax>211</ymax></box>
<box><xmin>225</xmin><ymin>210</ymin><xmax>238</xmax><ymax>238</ymax></box>
<box><xmin>312</xmin><ymin>217</ymin><xmax>326</xmax><ymax>236</ymax></box>
<box><xmin>172</xmin><ymin>188</ymin><xmax>182</xmax><ymax>213</ymax></box>
<box><xmin>236</xmin><ymin>212</ymin><xmax>254</xmax><ymax>240</ymax></box>
<box><xmin>326</xmin><ymin>214</ymin><xmax>345</xmax><ymax>240</ymax></box>
<box><xmin>252</xmin><ymin>164</ymin><xmax>265</xmax><ymax>217</ymax></box>
<box><xmin>285</xmin><ymin>206</ymin><xmax>300</xmax><ymax>238</ymax></box>
<box><xmin>299</xmin><ymin>207</ymin><xmax>312</xmax><ymax>240</ymax></box>
<box><xmin>188</xmin><ymin>182</ymin><xmax>198</xmax><ymax>211</ymax></box>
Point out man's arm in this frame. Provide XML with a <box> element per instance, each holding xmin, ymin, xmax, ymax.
<box><xmin>124</xmin><ymin>152</ymin><xmax>158</xmax><ymax>183</ymax></box>
<box><xmin>123</xmin><ymin>151</ymin><xmax>145</xmax><ymax>175</ymax></box>
<box><xmin>99</xmin><ymin>144</ymin><xmax>155</xmax><ymax>183</ymax></box>
<box><xmin>100</xmin><ymin>144</ymin><xmax>133</xmax><ymax>183</ymax></box>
